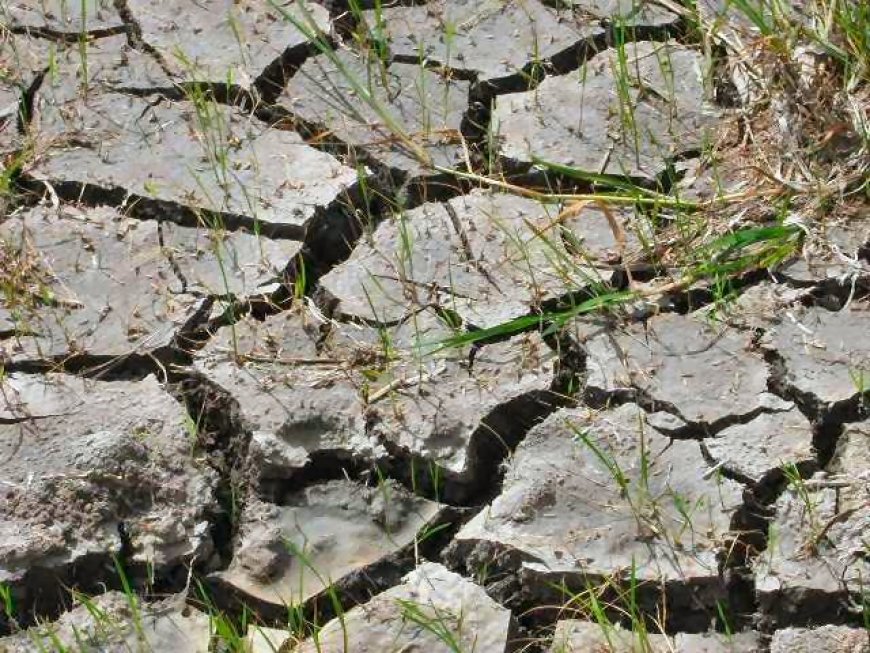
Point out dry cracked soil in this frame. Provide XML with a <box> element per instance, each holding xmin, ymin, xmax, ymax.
<box><xmin>0</xmin><ymin>0</ymin><xmax>868</xmax><ymax>652</ymax></box>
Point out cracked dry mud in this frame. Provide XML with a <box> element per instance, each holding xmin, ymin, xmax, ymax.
<box><xmin>1</xmin><ymin>1</ymin><xmax>868</xmax><ymax>652</ymax></box>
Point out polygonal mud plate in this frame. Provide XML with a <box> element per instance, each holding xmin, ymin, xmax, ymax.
<box><xmin>755</xmin><ymin>421</ymin><xmax>870</xmax><ymax>623</ymax></box>
<box><xmin>546</xmin><ymin>0</ymin><xmax>679</xmax><ymax>27</ymax></box>
<box><xmin>0</xmin><ymin>204</ymin><xmax>298</xmax><ymax>363</ymax></box>
<box><xmin>193</xmin><ymin>305</ymin><xmax>381</xmax><ymax>489</ymax></box>
<box><xmin>770</xmin><ymin>625</ymin><xmax>870</xmax><ymax>653</ymax></box>
<box><xmin>1</xmin><ymin>0</ymin><xmax>123</xmax><ymax>34</ymax></box>
<box><xmin>196</xmin><ymin>305</ymin><xmax>561</xmax><ymax>502</ymax></box>
<box><xmin>214</xmin><ymin>483</ymin><xmax>445</xmax><ymax>610</ymax></box>
<box><xmin>0</xmin><ymin>592</ymin><xmax>212</xmax><ymax>651</ymax></box>
<box><xmin>30</xmin><ymin>86</ymin><xmax>357</xmax><ymax>232</ymax></box>
<box><xmin>493</xmin><ymin>41</ymin><xmax>721</xmax><ymax>183</ymax></box>
<box><xmin>449</xmin><ymin>403</ymin><xmax>743</xmax><ymax>613</ymax></box>
<box><xmin>565</xmin><ymin>311</ymin><xmax>773</xmax><ymax>431</ymax></box>
<box><xmin>126</xmin><ymin>0</ymin><xmax>330</xmax><ymax>91</ymax></box>
<box><xmin>703</xmin><ymin>407</ymin><xmax>816</xmax><ymax>486</ymax></box>
<box><xmin>279</xmin><ymin>50</ymin><xmax>470</xmax><ymax>183</ymax></box>
<box><xmin>367</xmin><ymin>0</ymin><xmax>604</xmax><ymax>90</ymax></box>
<box><xmin>7</xmin><ymin>34</ymin><xmax>162</xmax><ymax>158</ymax></box>
<box><xmin>549</xmin><ymin>620</ymin><xmax>761</xmax><ymax>652</ymax></box>
<box><xmin>762</xmin><ymin>301</ymin><xmax>870</xmax><ymax>413</ymax></box>
<box><xmin>159</xmin><ymin>221</ymin><xmax>300</xmax><ymax>296</ymax></box>
<box><xmin>326</xmin><ymin>309</ymin><xmax>562</xmax><ymax>498</ymax></box>
<box><xmin>0</xmin><ymin>373</ymin><xmax>217</xmax><ymax>583</ymax></box>
<box><xmin>2</xmin><ymin>35</ymin><xmax>169</xmax><ymax>162</ymax></box>
<box><xmin>321</xmin><ymin>189</ymin><xmax>641</xmax><ymax>327</ymax></box>
<box><xmin>291</xmin><ymin>562</ymin><xmax>515</xmax><ymax>653</ymax></box>
<box><xmin>361</xmin><ymin>328</ymin><xmax>561</xmax><ymax>499</ymax></box>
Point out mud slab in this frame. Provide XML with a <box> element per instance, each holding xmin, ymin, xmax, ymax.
<box><xmin>703</xmin><ymin>407</ymin><xmax>816</xmax><ymax>486</ymax></box>
<box><xmin>0</xmin><ymin>85</ymin><xmax>19</xmax><ymax>158</ymax></box>
<box><xmin>279</xmin><ymin>50</ymin><xmax>470</xmax><ymax>187</ymax></box>
<box><xmin>0</xmin><ymin>592</ymin><xmax>212</xmax><ymax>652</ymax></box>
<box><xmin>193</xmin><ymin>305</ymin><xmax>381</xmax><ymax>491</ymax></box>
<box><xmin>0</xmin><ymin>204</ymin><xmax>298</xmax><ymax>364</ymax></box>
<box><xmin>30</xmin><ymin>75</ymin><xmax>357</xmax><ymax>231</ymax></box>
<box><xmin>0</xmin><ymin>37</ymin><xmax>28</xmax><ymax>157</ymax></box>
<box><xmin>126</xmin><ymin>0</ymin><xmax>330</xmax><ymax>92</ymax></box>
<box><xmin>0</xmin><ymin>373</ymin><xmax>216</xmax><ymax>615</ymax></box>
<box><xmin>549</xmin><ymin>620</ymin><xmax>761</xmax><ymax>652</ymax></box>
<box><xmin>755</xmin><ymin>420</ymin><xmax>870</xmax><ymax>624</ymax></box>
<box><xmin>565</xmin><ymin>311</ymin><xmax>776</xmax><ymax>432</ymax></box>
<box><xmin>762</xmin><ymin>301</ymin><xmax>870</xmax><ymax>415</ymax></box>
<box><xmin>290</xmin><ymin>561</ymin><xmax>515</xmax><ymax>653</ymax></box>
<box><xmin>367</xmin><ymin>0</ymin><xmax>603</xmax><ymax>92</ymax></box>
<box><xmin>197</xmin><ymin>306</ymin><xmax>561</xmax><ymax>501</ymax></box>
<box><xmin>447</xmin><ymin>403</ymin><xmax>744</xmax><ymax>628</ymax></box>
<box><xmin>3</xmin><ymin>0</ymin><xmax>123</xmax><ymax>35</ymax></box>
<box><xmin>213</xmin><ymin>481</ymin><xmax>444</xmax><ymax>610</ymax></box>
<box><xmin>10</xmin><ymin>33</ymin><xmax>170</xmax><ymax>99</ymax></box>
<box><xmin>321</xmin><ymin>189</ymin><xmax>649</xmax><ymax>327</ymax></box>
<box><xmin>698</xmin><ymin>281</ymin><xmax>808</xmax><ymax>331</ymax></box>
<box><xmin>3</xmin><ymin>33</ymin><xmax>166</xmax><ymax>159</ymax></box>
<box><xmin>493</xmin><ymin>41</ymin><xmax>720</xmax><ymax>183</ymax></box>
<box><xmin>370</xmin><ymin>0</ymin><xmax>677</xmax><ymax>94</ymax></box>
<box><xmin>320</xmin><ymin>190</ymin><xmax>565</xmax><ymax>325</ymax></box>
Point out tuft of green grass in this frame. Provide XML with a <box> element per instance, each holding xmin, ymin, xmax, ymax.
<box><xmin>396</xmin><ymin>598</ymin><xmax>465</xmax><ymax>653</ymax></box>
<box><xmin>0</xmin><ymin>581</ymin><xmax>15</xmax><ymax>626</ymax></box>
<box><xmin>432</xmin><ymin>222</ymin><xmax>802</xmax><ymax>351</ymax></box>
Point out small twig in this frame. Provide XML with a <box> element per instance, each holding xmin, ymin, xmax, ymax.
<box><xmin>221</xmin><ymin>351</ymin><xmax>345</xmax><ymax>367</ymax></box>
<box><xmin>367</xmin><ymin>362</ymin><xmax>447</xmax><ymax>404</ymax></box>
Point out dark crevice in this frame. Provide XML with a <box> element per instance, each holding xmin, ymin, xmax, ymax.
<box><xmin>255</xmin><ymin>40</ymin><xmax>327</xmax><ymax>106</ymax></box>
<box><xmin>167</xmin><ymin>370</ymin><xmax>252</xmax><ymax>568</ymax></box>
<box><xmin>14</xmin><ymin>175</ymin><xmax>310</xmax><ymax>240</ymax></box>
<box><xmin>372</xmin><ymin>387</ymin><xmax>572</xmax><ymax>507</ymax></box>
<box><xmin>112</xmin><ymin>0</ymin><xmax>174</xmax><ymax>77</ymax></box>
<box><xmin>0</xmin><ymin>347</ymin><xmax>183</xmax><ymax>380</ymax></box>
<box><xmin>777</xmin><ymin>268</ymin><xmax>870</xmax><ymax>305</ymax></box>
<box><xmin>7</xmin><ymin>25</ymin><xmax>128</xmax><ymax>42</ymax></box>
<box><xmin>655</xmin><ymin>403</ymin><xmax>793</xmax><ymax>440</ymax></box>
<box><xmin>256</xmin><ymin>448</ymin><xmax>375</xmax><ymax>504</ymax></box>
<box><xmin>717</xmin><ymin>417</ymin><xmax>863</xmax><ymax>632</ymax></box>
<box><xmin>108</xmin><ymin>81</ymin><xmax>255</xmax><ymax>110</ymax></box>
<box><xmin>17</xmin><ymin>68</ymin><xmax>47</xmax><ymax>133</ymax></box>
<box><xmin>0</xmin><ymin>553</ymin><xmax>192</xmax><ymax>636</ymax></box>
